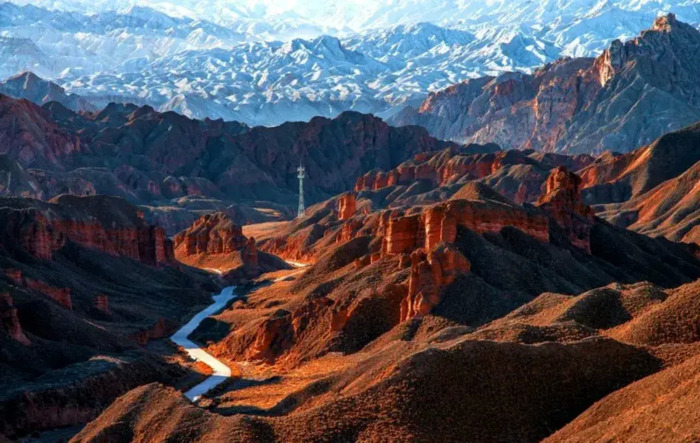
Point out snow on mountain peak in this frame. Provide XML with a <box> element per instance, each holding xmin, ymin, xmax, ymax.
<box><xmin>0</xmin><ymin>1</ymin><xmax>697</xmax><ymax>127</ymax></box>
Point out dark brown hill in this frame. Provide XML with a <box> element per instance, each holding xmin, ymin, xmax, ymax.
<box><xmin>0</xmin><ymin>195</ymin><xmax>217</xmax><ymax>439</ymax></box>
<box><xmin>545</xmin><ymin>353</ymin><xmax>700</xmax><ymax>443</ymax></box>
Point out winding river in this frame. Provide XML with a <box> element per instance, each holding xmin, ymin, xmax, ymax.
<box><xmin>171</xmin><ymin>262</ymin><xmax>308</xmax><ymax>402</ymax></box>
<box><xmin>170</xmin><ymin>286</ymin><xmax>238</xmax><ymax>402</ymax></box>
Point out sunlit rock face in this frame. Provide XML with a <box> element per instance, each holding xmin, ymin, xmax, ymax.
<box><xmin>0</xmin><ymin>195</ymin><xmax>174</xmax><ymax>266</ymax></box>
<box><xmin>393</xmin><ymin>14</ymin><xmax>700</xmax><ymax>155</ymax></box>
<box><xmin>174</xmin><ymin>212</ymin><xmax>248</xmax><ymax>257</ymax></box>
<box><xmin>337</xmin><ymin>192</ymin><xmax>357</xmax><ymax>221</ymax></box>
<box><xmin>537</xmin><ymin>166</ymin><xmax>595</xmax><ymax>252</ymax></box>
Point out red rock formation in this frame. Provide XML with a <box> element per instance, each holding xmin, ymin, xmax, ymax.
<box><xmin>173</xmin><ymin>212</ymin><xmax>262</xmax><ymax>273</ymax></box>
<box><xmin>94</xmin><ymin>295</ymin><xmax>110</xmax><ymax>315</ymax></box>
<box><xmin>246</xmin><ymin>299</ymin><xmax>337</xmax><ymax>362</ymax></box>
<box><xmin>0</xmin><ymin>94</ymin><xmax>80</xmax><ymax>169</ymax></box>
<box><xmin>25</xmin><ymin>278</ymin><xmax>72</xmax><ymax>310</ymax></box>
<box><xmin>401</xmin><ymin>244</ymin><xmax>471</xmax><ymax>321</ymax></box>
<box><xmin>354</xmin><ymin>147</ymin><xmax>594</xmax><ymax>207</ymax></box>
<box><xmin>537</xmin><ymin>167</ymin><xmax>594</xmax><ymax>251</ymax></box>
<box><xmin>337</xmin><ymin>192</ymin><xmax>357</xmax><ymax>220</ymax></box>
<box><xmin>173</xmin><ymin>212</ymin><xmax>247</xmax><ymax>256</ymax></box>
<box><xmin>0</xmin><ymin>293</ymin><xmax>30</xmax><ymax>345</ymax></box>
<box><xmin>4</xmin><ymin>268</ymin><xmax>22</xmax><ymax>285</ymax></box>
<box><xmin>0</xmin><ymin>195</ymin><xmax>174</xmax><ymax>266</ymax></box>
<box><xmin>247</xmin><ymin>312</ymin><xmax>294</xmax><ymax>361</ymax></box>
<box><xmin>243</xmin><ymin>237</ymin><xmax>259</xmax><ymax>271</ymax></box>
<box><xmin>384</xmin><ymin>212</ymin><xmax>425</xmax><ymax>255</ymax></box>
<box><xmin>132</xmin><ymin>318</ymin><xmax>175</xmax><ymax>346</ymax></box>
<box><xmin>383</xmin><ymin>199</ymin><xmax>549</xmax><ymax>257</ymax></box>
<box><xmin>338</xmin><ymin>219</ymin><xmax>363</xmax><ymax>244</ymax></box>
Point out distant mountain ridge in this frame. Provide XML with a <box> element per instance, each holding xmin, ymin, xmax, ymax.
<box><xmin>0</xmin><ymin>72</ymin><xmax>96</xmax><ymax>112</ymax></box>
<box><xmin>0</xmin><ymin>1</ymin><xmax>698</xmax><ymax>127</ymax></box>
<box><xmin>0</xmin><ymin>93</ymin><xmax>453</xmax><ymax>233</ymax></box>
<box><xmin>392</xmin><ymin>14</ymin><xmax>700</xmax><ymax>154</ymax></box>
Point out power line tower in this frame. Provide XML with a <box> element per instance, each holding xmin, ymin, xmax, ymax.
<box><xmin>297</xmin><ymin>164</ymin><xmax>306</xmax><ymax>218</ymax></box>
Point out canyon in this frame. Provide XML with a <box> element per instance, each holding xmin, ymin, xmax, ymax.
<box><xmin>0</xmin><ymin>194</ymin><xmax>218</xmax><ymax>439</ymax></box>
<box><xmin>2</xmin><ymin>99</ymin><xmax>699</xmax><ymax>441</ymax></box>
<box><xmin>0</xmin><ymin>6</ymin><xmax>698</xmax><ymax>443</ymax></box>
<box><xmin>72</xmin><ymin>157</ymin><xmax>700</xmax><ymax>441</ymax></box>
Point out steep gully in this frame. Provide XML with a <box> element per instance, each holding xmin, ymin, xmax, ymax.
<box><xmin>170</xmin><ymin>262</ymin><xmax>307</xmax><ymax>402</ymax></box>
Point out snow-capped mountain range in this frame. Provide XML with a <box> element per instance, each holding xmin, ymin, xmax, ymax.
<box><xmin>0</xmin><ymin>1</ymin><xmax>699</xmax><ymax>126</ymax></box>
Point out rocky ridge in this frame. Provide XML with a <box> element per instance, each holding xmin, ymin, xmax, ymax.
<box><xmin>393</xmin><ymin>14</ymin><xmax>700</xmax><ymax>155</ymax></box>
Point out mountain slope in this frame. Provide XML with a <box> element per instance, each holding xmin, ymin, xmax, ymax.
<box><xmin>393</xmin><ymin>14</ymin><xmax>700</xmax><ymax>154</ymax></box>
<box><xmin>578</xmin><ymin>122</ymin><xmax>700</xmax><ymax>243</ymax></box>
<box><xmin>0</xmin><ymin>194</ymin><xmax>216</xmax><ymax>439</ymax></box>
<box><xmin>545</xmin><ymin>353</ymin><xmax>700</xmax><ymax>443</ymax></box>
<box><xmin>2</xmin><ymin>3</ymin><xmax>699</xmax><ymax>126</ymax></box>
<box><xmin>0</xmin><ymin>72</ymin><xmax>96</xmax><ymax>112</ymax></box>
<box><xmin>0</xmin><ymin>94</ymin><xmax>455</xmax><ymax>233</ymax></box>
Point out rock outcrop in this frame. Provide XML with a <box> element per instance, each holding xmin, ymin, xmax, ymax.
<box><xmin>401</xmin><ymin>244</ymin><xmax>471</xmax><ymax>321</ymax></box>
<box><xmin>0</xmin><ymin>94</ymin><xmax>80</xmax><ymax>169</ymax></box>
<box><xmin>173</xmin><ymin>212</ymin><xmax>248</xmax><ymax>257</ymax></box>
<box><xmin>354</xmin><ymin>146</ymin><xmax>594</xmax><ymax>207</ymax></box>
<box><xmin>93</xmin><ymin>295</ymin><xmax>110</xmax><ymax>315</ymax></box>
<box><xmin>382</xmin><ymin>198</ymin><xmax>550</xmax><ymax>256</ymax></box>
<box><xmin>25</xmin><ymin>278</ymin><xmax>73</xmax><ymax>310</ymax></box>
<box><xmin>0</xmin><ymin>194</ymin><xmax>216</xmax><ymax>440</ymax></box>
<box><xmin>0</xmin><ymin>292</ymin><xmax>29</xmax><ymax>345</ymax></box>
<box><xmin>579</xmin><ymin>122</ymin><xmax>700</xmax><ymax>205</ymax></box>
<box><xmin>174</xmin><ymin>212</ymin><xmax>288</xmax><ymax>280</ymax></box>
<box><xmin>537</xmin><ymin>167</ymin><xmax>594</xmax><ymax>251</ymax></box>
<box><xmin>173</xmin><ymin>212</ymin><xmax>259</xmax><ymax>273</ymax></box>
<box><xmin>1</xmin><ymin>96</ymin><xmax>455</xmax><ymax>224</ymax></box>
<box><xmin>393</xmin><ymin>14</ymin><xmax>700</xmax><ymax>155</ymax></box>
<box><xmin>337</xmin><ymin>192</ymin><xmax>357</xmax><ymax>220</ymax></box>
<box><xmin>0</xmin><ymin>195</ymin><xmax>174</xmax><ymax>266</ymax></box>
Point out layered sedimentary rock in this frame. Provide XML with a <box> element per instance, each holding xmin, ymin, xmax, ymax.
<box><xmin>607</xmin><ymin>161</ymin><xmax>700</xmax><ymax>245</ymax></box>
<box><xmin>0</xmin><ymin>195</ymin><xmax>215</xmax><ymax>440</ymax></box>
<box><xmin>94</xmin><ymin>295</ymin><xmax>110</xmax><ymax>315</ymax></box>
<box><xmin>242</xmin><ymin>237</ymin><xmax>259</xmax><ymax>271</ymax></box>
<box><xmin>402</xmin><ymin>244</ymin><xmax>471</xmax><ymax>321</ymax></box>
<box><xmin>0</xmin><ymin>195</ymin><xmax>173</xmax><ymax>266</ymax></box>
<box><xmin>393</xmin><ymin>14</ymin><xmax>700</xmax><ymax>155</ymax></box>
<box><xmin>382</xmin><ymin>198</ymin><xmax>550</xmax><ymax>256</ymax></box>
<box><xmin>173</xmin><ymin>212</ymin><xmax>248</xmax><ymax>256</ymax></box>
<box><xmin>537</xmin><ymin>167</ymin><xmax>595</xmax><ymax>251</ymax></box>
<box><xmin>579</xmin><ymin>122</ymin><xmax>700</xmax><ymax>205</ymax></box>
<box><xmin>337</xmin><ymin>192</ymin><xmax>357</xmax><ymax>220</ymax></box>
<box><xmin>354</xmin><ymin>146</ymin><xmax>594</xmax><ymax>207</ymax></box>
<box><xmin>0</xmin><ymin>95</ymin><xmax>454</xmax><ymax>222</ymax></box>
<box><xmin>574</xmin><ymin>123</ymin><xmax>700</xmax><ymax>245</ymax></box>
<box><xmin>173</xmin><ymin>212</ymin><xmax>287</xmax><ymax>280</ymax></box>
<box><xmin>25</xmin><ymin>278</ymin><xmax>73</xmax><ymax>310</ymax></box>
<box><xmin>0</xmin><ymin>94</ymin><xmax>80</xmax><ymax>169</ymax></box>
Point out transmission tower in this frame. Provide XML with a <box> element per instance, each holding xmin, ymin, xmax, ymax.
<box><xmin>297</xmin><ymin>164</ymin><xmax>306</xmax><ymax>218</ymax></box>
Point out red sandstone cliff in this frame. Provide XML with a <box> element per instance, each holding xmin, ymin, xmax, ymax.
<box><xmin>354</xmin><ymin>146</ymin><xmax>594</xmax><ymax>206</ymax></box>
<box><xmin>0</xmin><ymin>195</ymin><xmax>174</xmax><ymax>266</ymax></box>
<box><xmin>537</xmin><ymin>166</ymin><xmax>595</xmax><ymax>252</ymax></box>
<box><xmin>173</xmin><ymin>212</ymin><xmax>287</xmax><ymax>279</ymax></box>
<box><xmin>393</xmin><ymin>14</ymin><xmax>700</xmax><ymax>155</ymax></box>
<box><xmin>174</xmin><ymin>212</ymin><xmax>248</xmax><ymax>257</ymax></box>
<box><xmin>337</xmin><ymin>192</ymin><xmax>357</xmax><ymax>220</ymax></box>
